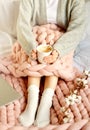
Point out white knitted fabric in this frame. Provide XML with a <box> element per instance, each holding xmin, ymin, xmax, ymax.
<box><xmin>19</xmin><ymin>85</ymin><xmax>39</xmax><ymax>127</ymax></box>
<box><xmin>34</xmin><ymin>88</ymin><xmax>54</xmax><ymax>127</ymax></box>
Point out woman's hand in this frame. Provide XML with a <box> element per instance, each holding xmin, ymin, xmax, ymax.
<box><xmin>30</xmin><ymin>50</ymin><xmax>37</xmax><ymax>60</ymax></box>
<box><xmin>43</xmin><ymin>49</ymin><xmax>59</xmax><ymax>64</ymax></box>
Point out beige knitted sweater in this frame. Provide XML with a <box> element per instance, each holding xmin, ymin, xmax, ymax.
<box><xmin>17</xmin><ymin>0</ymin><xmax>85</xmax><ymax>57</ymax></box>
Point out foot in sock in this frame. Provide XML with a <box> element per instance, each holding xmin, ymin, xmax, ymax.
<box><xmin>19</xmin><ymin>85</ymin><xmax>39</xmax><ymax>127</ymax></box>
<box><xmin>34</xmin><ymin>88</ymin><xmax>54</xmax><ymax>127</ymax></box>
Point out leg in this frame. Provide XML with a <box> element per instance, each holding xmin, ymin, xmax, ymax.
<box><xmin>44</xmin><ymin>75</ymin><xmax>58</xmax><ymax>90</ymax></box>
<box><xmin>19</xmin><ymin>76</ymin><xmax>41</xmax><ymax>127</ymax></box>
<box><xmin>35</xmin><ymin>75</ymin><xmax>58</xmax><ymax>127</ymax></box>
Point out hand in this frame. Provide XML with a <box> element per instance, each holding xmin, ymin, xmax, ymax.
<box><xmin>30</xmin><ymin>50</ymin><xmax>37</xmax><ymax>60</ymax></box>
<box><xmin>43</xmin><ymin>49</ymin><xmax>59</xmax><ymax>64</ymax></box>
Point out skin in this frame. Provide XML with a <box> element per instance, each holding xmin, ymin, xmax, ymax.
<box><xmin>28</xmin><ymin>49</ymin><xmax>59</xmax><ymax>90</ymax></box>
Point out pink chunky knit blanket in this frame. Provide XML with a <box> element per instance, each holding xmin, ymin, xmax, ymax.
<box><xmin>0</xmin><ymin>24</ymin><xmax>90</xmax><ymax>130</ymax></box>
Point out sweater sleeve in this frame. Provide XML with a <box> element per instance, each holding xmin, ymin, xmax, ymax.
<box><xmin>17</xmin><ymin>0</ymin><xmax>37</xmax><ymax>56</ymax></box>
<box><xmin>53</xmin><ymin>0</ymin><xmax>85</xmax><ymax>57</ymax></box>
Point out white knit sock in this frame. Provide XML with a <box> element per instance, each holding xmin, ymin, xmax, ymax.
<box><xmin>19</xmin><ymin>85</ymin><xmax>39</xmax><ymax>127</ymax></box>
<box><xmin>34</xmin><ymin>88</ymin><xmax>54</xmax><ymax>127</ymax></box>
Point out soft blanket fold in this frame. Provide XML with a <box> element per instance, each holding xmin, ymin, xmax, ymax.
<box><xmin>0</xmin><ymin>24</ymin><xmax>90</xmax><ymax>130</ymax></box>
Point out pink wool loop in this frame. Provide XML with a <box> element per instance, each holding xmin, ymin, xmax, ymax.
<box><xmin>0</xmin><ymin>24</ymin><xmax>74</xmax><ymax>81</ymax></box>
<box><xmin>0</xmin><ymin>74</ymin><xmax>26</xmax><ymax>128</ymax></box>
<box><xmin>0</xmin><ymin>62</ymin><xmax>90</xmax><ymax>130</ymax></box>
<box><xmin>0</xmin><ymin>24</ymin><xmax>90</xmax><ymax>130</ymax></box>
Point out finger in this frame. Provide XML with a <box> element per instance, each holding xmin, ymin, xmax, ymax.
<box><xmin>44</xmin><ymin>56</ymin><xmax>54</xmax><ymax>64</ymax></box>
